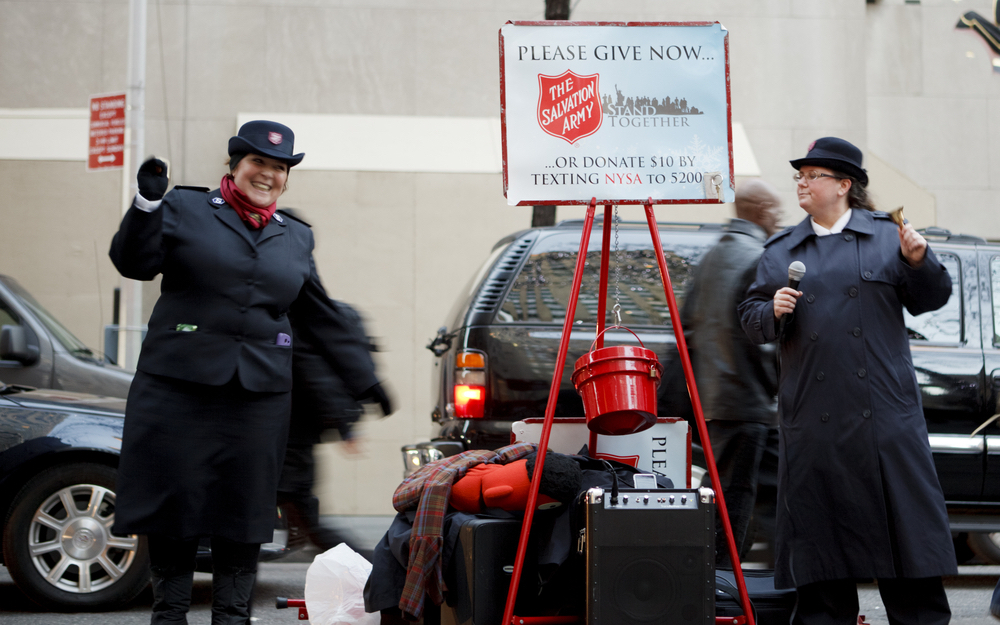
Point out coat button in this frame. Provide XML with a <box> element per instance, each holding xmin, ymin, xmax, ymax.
<box><xmin>817</xmin><ymin>372</ymin><xmax>825</xmax><ymax>381</ymax></box>
<box><xmin>246</xmin><ymin>279</ymin><xmax>254</xmax><ymax>285</ymax></box>
<box><xmin>251</xmin><ymin>252</ymin><xmax>258</xmax><ymax>259</ymax></box>
<box><xmin>810</xmin><ymin>332</ymin><xmax>818</xmax><ymax>341</ymax></box>
<box><xmin>849</xmin><ymin>287</ymin><xmax>858</xmax><ymax>297</ymax></box>
<box><xmin>864</xmin><ymin>271</ymin><xmax>872</xmax><ymax>279</ymax></box>
<box><xmin>845</xmin><ymin>234</ymin><xmax>854</xmax><ymax>242</ymax></box>
<box><xmin>858</xmin><ymin>368</ymin><xmax>867</xmax><ymax>378</ymax></box>
<box><xmin>863</xmin><ymin>409</ymin><xmax>872</xmax><ymax>419</ymax></box>
<box><xmin>852</xmin><ymin>328</ymin><xmax>861</xmax><ymax>337</ymax></box>
<box><xmin>240</xmin><ymin>306</ymin><xmax>248</xmax><ymax>313</ymax></box>
<box><xmin>806</xmin><ymin>294</ymin><xmax>815</xmax><ymax>303</ymax></box>
<box><xmin>754</xmin><ymin>321</ymin><xmax>761</xmax><ymax>330</ymax></box>
<box><xmin>821</xmin><ymin>413</ymin><xmax>830</xmax><ymax>423</ymax></box>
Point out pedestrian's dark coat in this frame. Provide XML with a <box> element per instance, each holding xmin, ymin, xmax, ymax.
<box><xmin>738</xmin><ymin>209</ymin><xmax>957</xmax><ymax>589</ymax></box>
<box><xmin>109</xmin><ymin>187</ymin><xmax>378</xmax><ymax>541</ymax></box>
<box><xmin>684</xmin><ymin>218</ymin><xmax>778</xmax><ymax>425</ymax></box>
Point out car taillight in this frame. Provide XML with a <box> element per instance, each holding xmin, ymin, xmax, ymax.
<box><xmin>454</xmin><ymin>385</ymin><xmax>485</xmax><ymax>418</ymax></box>
<box><xmin>453</xmin><ymin>350</ymin><xmax>487</xmax><ymax>419</ymax></box>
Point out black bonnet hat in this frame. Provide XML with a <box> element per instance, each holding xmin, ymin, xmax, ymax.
<box><xmin>228</xmin><ymin>120</ymin><xmax>304</xmax><ymax>167</ymax></box>
<box><xmin>790</xmin><ymin>137</ymin><xmax>867</xmax><ymax>187</ymax></box>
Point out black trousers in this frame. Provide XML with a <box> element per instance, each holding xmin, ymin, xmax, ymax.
<box><xmin>793</xmin><ymin>577</ymin><xmax>951</xmax><ymax>625</ymax></box>
<box><xmin>702</xmin><ymin>421</ymin><xmax>778</xmax><ymax>567</ymax></box>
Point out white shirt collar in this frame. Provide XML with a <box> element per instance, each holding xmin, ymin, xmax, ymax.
<box><xmin>811</xmin><ymin>208</ymin><xmax>853</xmax><ymax>236</ymax></box>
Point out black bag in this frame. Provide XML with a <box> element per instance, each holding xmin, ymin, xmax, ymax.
<box><xmin>715</xmin><ymin>569</ymin><xmax>796</xmax><ymax>625</ymax></box>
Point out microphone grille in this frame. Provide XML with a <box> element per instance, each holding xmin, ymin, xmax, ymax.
<box><xmin>788</xmin><ymin>261</ymin><xmax>806</xmax><ymax>281</ymax></box>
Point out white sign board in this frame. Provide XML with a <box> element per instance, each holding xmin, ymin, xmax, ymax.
<box><xmin>500</xmin><ymin>22</ymin><xmax>734</xmax><ymax>206</ymax></box>
<box><xmin>512</xmin><ymin>418</ymin><xmax>692</xmax><ymax>489</ymax></box>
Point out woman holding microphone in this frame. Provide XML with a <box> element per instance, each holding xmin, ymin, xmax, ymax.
<box><xmin>738</xmin><ymin>137</ymin><xmax>955</xmax><ymax>625</ymax></box>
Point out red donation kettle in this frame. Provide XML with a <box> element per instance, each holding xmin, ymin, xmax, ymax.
<box><xmin>571</xmin><ymin>326</ymin><xmax>662</xmax><ymax>436</ymax></box>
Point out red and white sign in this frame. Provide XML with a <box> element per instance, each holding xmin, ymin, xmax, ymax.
<box><xmin>500</xmin><ymin>22</ymin><xmax>734</xmax><ymax>206</ymax></box>
<box><xmin>537</xmin><ymin>70</ymin><xmax>602</xmax><ymax>144</ymax></box>
<box><xmin>88</xmin><ymin>93</ymin><xmax>126</xmax><ymax>171</ymax></box>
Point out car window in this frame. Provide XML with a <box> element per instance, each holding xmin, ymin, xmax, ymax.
<box><xmin>905</xmin><ymin>252</ymin><xmax>961</xmax><ymax>343</ymax></box>
<box><xmin>495</xmin><ymin>232</ymin><xmax>710</xmax><ymax>327</ymax></box>
<box><xmin>1</xmin><ymin>278</ymin><xmax>92</xmax><ymax>355</ymax></box>
<box><xmin>989</xmin><ymin>256</ymin><xmax>1000</xmax><ymax>346</ymax></box>
<box><xmin>0</xmin><ymin>300</ymin><xmax>20</xmax><ymax>328</ymax></box>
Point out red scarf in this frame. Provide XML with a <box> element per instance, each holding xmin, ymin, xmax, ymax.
<box><xmin>220</xmin><ymin>174</ymin><xmax>276</xmax><ymax>229</ymax></box>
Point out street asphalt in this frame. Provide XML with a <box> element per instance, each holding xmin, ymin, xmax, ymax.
<box><xmin>2</xmin><ymin>516</ymin><xmax>1000</xmax><ymax>624</ymax></box>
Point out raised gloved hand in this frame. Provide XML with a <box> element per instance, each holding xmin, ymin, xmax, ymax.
<box><xmin>362</xmin><ymin>382</ymin><xmax>393</xmax><ymax>417</ymax></box>
<box><xmin>137</xmin><ymin>157</ymin><xmax>169</xmax><ymax>201</ymax></box>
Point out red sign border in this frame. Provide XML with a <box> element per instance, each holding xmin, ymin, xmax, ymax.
<box><xmin>87</xmin><ymin>91</ymin><xmax>127</xmax><ymax>172</ymax></box>
<box><xmin>499</xmin><ymin>21</ymin><xmax>735</xmax><ymax>206</ymax></box>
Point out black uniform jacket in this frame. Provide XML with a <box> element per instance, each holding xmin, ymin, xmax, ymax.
<box><xmin>109</xmin><ymin>187</ymin><xmax>378</xmax><ymax>395</ymax></box>
<box><xmin>738</xmin><ymin>209</ymin><xmax>957</xmax><ymax>588</ymax></box>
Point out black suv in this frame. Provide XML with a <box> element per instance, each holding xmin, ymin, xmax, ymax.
<box><xmin>412</xmin><ymin>218</ymin><xmax>1000</xmax><ymax>563</ymax></box>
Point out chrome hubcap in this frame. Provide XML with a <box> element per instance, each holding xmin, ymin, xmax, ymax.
<box><xmin>28</xmin><ymin>483</ymin><xmax>138</xmax><ymax>594</ymax></box>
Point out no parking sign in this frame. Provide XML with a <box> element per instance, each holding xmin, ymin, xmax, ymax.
<box><xmin>500</xmin><ymin>22</ymin><xmax>734</xmax><ymax>205</ymax></box>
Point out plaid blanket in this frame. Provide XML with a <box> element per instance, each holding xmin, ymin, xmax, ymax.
<box><xmin>391</xmin><ymin>442</ymin><xmax>536</xmax><ymax>620</ymax></box>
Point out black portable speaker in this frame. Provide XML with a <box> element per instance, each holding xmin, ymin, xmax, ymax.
<box><xmin>440</xmin><ymin>516</ymin><xmax>538</xmax><ymax>625</ymax></box>
<box><xmin>585</xmin><ymin>487</ymin><xmax>715</xmax><ymax>625</ymax></box>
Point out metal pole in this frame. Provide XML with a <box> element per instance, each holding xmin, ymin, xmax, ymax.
<box><xmin>502</xmin><ymin>197</ymin><xmax>597</xmax><ymax>625</ymax></box>
<box><xmin>118</xmin><ymin>0</ymin><xmax>147</xmax><ymax>370</ymax></box>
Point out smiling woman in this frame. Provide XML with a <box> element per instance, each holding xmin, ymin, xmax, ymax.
<box><xmin>107</xmin><ymin>120</ymin><xmax>382</xmax><ymax>625</ymax></box>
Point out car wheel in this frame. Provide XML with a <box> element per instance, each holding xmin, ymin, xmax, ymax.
<box><xmin>967</xmin><ymin>532</ymin><xmax>1000</xmax><ymax>564</ymax></box>
<box><xmin>1</xmin><ymin>462</ymin><xmax>150</xmax><ymax>610</ymax></box>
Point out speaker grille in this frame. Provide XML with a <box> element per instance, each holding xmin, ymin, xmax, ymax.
<box><xmin>607</xmin><ymin>548</ymin><xmax>704</xmax><ymax>622</ymax></box>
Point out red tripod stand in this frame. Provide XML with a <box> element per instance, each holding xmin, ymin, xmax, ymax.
<box><xmin>502</xmin><ymin>198</ymin><xmax>756</xmax><ymax>625</ymax></box>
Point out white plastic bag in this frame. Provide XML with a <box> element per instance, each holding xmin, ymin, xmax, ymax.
<box><xmin>304</xmin><ymin>543</ymin><xmax>380</xmax><ymax>625</ymax></box>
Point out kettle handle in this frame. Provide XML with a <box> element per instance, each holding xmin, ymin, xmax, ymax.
<box><xmin>589</xmin><ymin>325</ymin><xmax>647</xmax><ymax>352</ymax></box>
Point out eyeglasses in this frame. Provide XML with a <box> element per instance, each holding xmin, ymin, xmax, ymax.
<box><xmin>793</xmin><ymin>171</ymin><xmax>843</xmax><ymax>184</ymax></box>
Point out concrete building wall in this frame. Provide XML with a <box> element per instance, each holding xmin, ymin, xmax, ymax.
<box><xmin>2</xmin><ymin>0</ymin><xmax>995</xmax><ymax>514</ymax></box>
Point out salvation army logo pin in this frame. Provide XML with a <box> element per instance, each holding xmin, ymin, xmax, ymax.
<box><xmin>268</xmin><ymin>132</ymin><xmax>283</xmax><ymax>145</ymax></box>
<box><xmin>537</xmin><ymin>70</ymin><xmax>602</xmax><ymax>144</ymax></box>
<box><xmin>212</xmin><ymin>197</ymin><xmax>226</xmax><ymax>205</ymax></box>
<box><xmin>273</xmin><ymin>213</ymin><xmax>284</xmax><ymax>223</ymax></box>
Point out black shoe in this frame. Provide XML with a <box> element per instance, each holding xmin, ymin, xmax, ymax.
<box><xmin>150</xmin><ymin>566</ymin><xmax>194</xmax><ymax>625</ymax></box>
<box><xmin>211</xmin><ymin>567</ymin><xmax>257</xmax><ymax>625</ymax></box>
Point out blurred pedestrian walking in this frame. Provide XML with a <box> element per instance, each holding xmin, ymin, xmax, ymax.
<box><xmin>280</xmin><ymin>298</ymin><xmax>390</xmax><ymax>556</ymax></box>
<box><xmin>683</xmin><ymin>179</ymin><xmax>783</xmax><ymax>567</ymax></box>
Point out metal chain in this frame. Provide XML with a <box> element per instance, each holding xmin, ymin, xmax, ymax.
<box><xmin>612</xmin><ymin>205</ymin><xmax>622</xmax><ymax>327</ymax></box>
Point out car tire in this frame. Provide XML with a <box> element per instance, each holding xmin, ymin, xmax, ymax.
<box><xmin>1</xmin><ymin>462</ymin><xmax>150</xmax><ymax>610</ymax></box>
<box><xmin>967</xmin><ymin>532</ymin><xmax>1000</xmax><ymax>565</ymax></box>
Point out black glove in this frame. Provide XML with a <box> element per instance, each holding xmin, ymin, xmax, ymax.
<box><xmin>137</xmin><ymin>157</ymin><xmax>169</xmax><ymax>201</ymax></box>
<box><xmin>362</xmin><ymin>383</ymin><xmax>393</xmax><ymax>417</ymax></box>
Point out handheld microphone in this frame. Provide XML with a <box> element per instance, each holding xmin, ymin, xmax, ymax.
<box><xmin>787</xmin><ymin>261</ymin><xmax>806</xmax><ymax>291</ymax></box>
<box><xmin>779</xmin><ymin>261</ymin><xmax>806</xmax><ymax>339</ymax></box>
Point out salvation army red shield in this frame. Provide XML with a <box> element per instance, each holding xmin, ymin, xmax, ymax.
<box><xmin>536</xmin><ymin>70</ymin><xmax>602</xmax><ymax>144</ymax></box>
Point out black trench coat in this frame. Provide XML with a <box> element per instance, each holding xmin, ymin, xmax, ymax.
<box><xmin>738</xmin><ymin>209</ymin><xmax>957</xmax><ymax>589</ymax></box>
